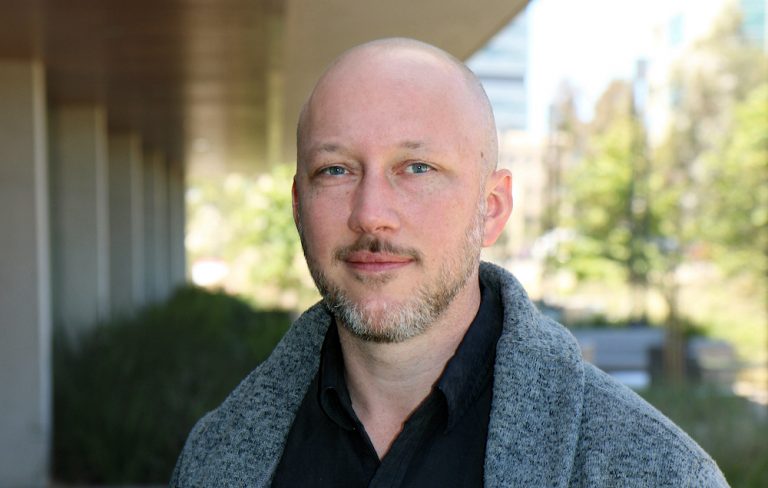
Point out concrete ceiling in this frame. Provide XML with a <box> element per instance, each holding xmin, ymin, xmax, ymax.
<box><xmin>0</xmin><ymin>0</ymin><xmax>529</xmax><ymax>175</ymax></box>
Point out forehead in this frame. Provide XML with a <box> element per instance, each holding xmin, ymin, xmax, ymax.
<box><xmin>301</xmin><ymin>48</ymin><xmax>484</xmax><ymax>156</ymax></box>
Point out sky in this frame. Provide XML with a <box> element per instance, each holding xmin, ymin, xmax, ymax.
<box><xmin>526</xmin><ymin>0</ymin><xmax>667</xmax><ymax>136</ymax></box>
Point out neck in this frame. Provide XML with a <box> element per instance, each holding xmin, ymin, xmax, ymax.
<box><xmin>336</xmin><ymin>276</ymin><xmax>481</xmax><ymax>458</ymax></box>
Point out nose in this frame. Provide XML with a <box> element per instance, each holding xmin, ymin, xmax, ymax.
<box><xmin>347</xmin><ymin>171</ymin><xmax>400</xmax><ymax>235</ymax></box>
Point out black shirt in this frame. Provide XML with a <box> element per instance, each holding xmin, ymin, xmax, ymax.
<box><xmin>272</xmin><ymin>280</ymin><xmax>503</xmax><ymax>487</ymax></box>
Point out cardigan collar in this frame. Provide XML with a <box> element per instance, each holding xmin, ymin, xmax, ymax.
<box><xmin>479</xmin><ymin>262</ymin><xmax>584</xmax><ymax>487</ymax></box>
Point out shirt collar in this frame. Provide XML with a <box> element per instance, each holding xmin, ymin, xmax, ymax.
<box><xmin>319</xmin><ymin>322</ymin><xmax>358</xmax><ymax>431</ymax></box>
<box><xmin>437</xmin><ymin>277</ymin><xmax>503</xmax><ymax>430</ymax></box>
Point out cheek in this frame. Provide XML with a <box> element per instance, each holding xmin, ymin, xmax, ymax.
<box><xmin>424</xmin><ymin>192</ymin><xmax>479</xmax><ymax>244</ymax></box>
<box><xmin>298</xmin><ymin>191</ymin><xmax>351</xmax><ymax>250</ymax></box>
<box><xmin>410</xmin><ymin>193</ymin><xmax>470</xmax><ymax>246</ymax></box>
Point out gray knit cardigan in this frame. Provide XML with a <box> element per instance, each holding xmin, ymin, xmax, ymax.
<box><xmin>171</xmin><ymin>262</ymin><xmax>728</xmax><ymax>487</ymax></box>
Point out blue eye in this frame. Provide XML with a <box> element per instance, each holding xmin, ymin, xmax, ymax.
<box><xmin>405</xmin><ymin>162</ymin><xmax>432</xmax><ymax>174</ymax></box>
<box><xmin>320</xmin><ymin>166</ymin><xmax>348</xmax><ymax>176</ymax></box>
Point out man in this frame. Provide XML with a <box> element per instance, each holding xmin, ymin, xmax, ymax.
<box><xmin>172</xmin><ymin>38</ymin><xmax>728</xmax><ymax>487</ymax></box>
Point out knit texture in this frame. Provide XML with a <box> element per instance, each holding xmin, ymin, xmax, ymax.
<box><xmin>171</xmin><ymin>262</ymin><xmax>728</xmax><ymax>487</ymax></box>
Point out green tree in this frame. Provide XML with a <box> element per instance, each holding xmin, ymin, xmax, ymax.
<box><xmin>563</xmin><ymin>80</ymin><xmax>651</xmax><ymax>320</ymax></box>
<box><xmin>700</xmin><ymin>83</ymin><xmax>768</xmax><ymax>374</ymax></box>
<box><xmin>702</xmin><ymin>83</ymin><xmax>768</xmax><ymax>283</ymax></box>
<box><xmin>650</xmin><ymin>6</ymin><xmax>768</xmax><ymax>379</ymax></box>
<box><xmin>554</xmin><ymin>4</ymin><xmax>765</xmax><ymax>381</ymax></box>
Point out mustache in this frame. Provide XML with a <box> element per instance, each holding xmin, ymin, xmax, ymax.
<box><xmin>334</xmin><ymin>235</ymin><xmax>423</xmax><ymax>263</ymax></box>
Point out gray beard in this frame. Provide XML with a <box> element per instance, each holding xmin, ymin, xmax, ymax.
<box><xmin>297</xmin><ymin>198</ymin><xmax>485</xmax><ymax>343</ymax></box>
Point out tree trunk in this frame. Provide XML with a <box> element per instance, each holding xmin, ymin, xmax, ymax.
<box><xmin>663</xmin><ymin>270</ymin><xmax>686</xmax><ymax>383</ymax></box>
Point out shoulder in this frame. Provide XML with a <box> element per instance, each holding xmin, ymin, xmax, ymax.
<box><xmin>170</xmin><ymin>365</ymin><xmax>273</xmax><ymax>485</ymax></box>
<box><xmin>571</xmin><ymin>364</ymin><xmax>729</xmax><ymax>487</ymax></box>
<box><xmin>480</xmin><ymin>262</ymin><xmax>727</xmax><ymax>486</ymax></box>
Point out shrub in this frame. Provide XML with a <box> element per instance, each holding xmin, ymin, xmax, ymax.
<box><xmin>53</xmin><ymin>286</ymin><xmax>292</xmax><ymax>483</ymax></box>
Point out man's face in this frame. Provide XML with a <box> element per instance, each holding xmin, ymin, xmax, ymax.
<box><xmin>294</xmin><ymin>49</ymin><xmax>492</xmax><ymax>343</ymax></box>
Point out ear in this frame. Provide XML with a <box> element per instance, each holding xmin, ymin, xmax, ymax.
<box><xmin>482</xmin><ymin>169</ymin><xmax>513</xmax><ymax>247</ymax></box>
<box><xmin>291</xmin><ymin>177</ymin><xmax>300</xmax><ymax>228</ymax></box>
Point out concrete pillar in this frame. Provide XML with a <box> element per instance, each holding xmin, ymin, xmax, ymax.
<box><xmin>143</xmin><ymin>149</ymin><xmax>170</xmax><ymax>303</ymax></box>
<box><xmin>108</xmin><ymin>133</ymin><xmax>145</xmax><ymax>315</ymax></box>
<box><xmin>155</xmin><ymin>153</ymin><xmax>170</xmax><ymax>299</ymax></box>
<box><xmin>168</xmin><ymin>159</ymin><xmax>187</xmax><ymax>288</ymax></box>
<box><xmin>0</xmin><ymin>59</ymin><xmax>52</xmax><ymax>487</ymax></box>
<box><xmin>142</xmin><ymin>149</ymin><xmax>157</xmax><ymax>302</ymax></box>
<box><xmin>265</xmin><ymin>10</ymin><xmax>285</xmax><ymax>167</ymax></box>
<box><xmin>49</xmin><ymin>105</ymin><xmax>110</xmax><ymax>333</ymax></box>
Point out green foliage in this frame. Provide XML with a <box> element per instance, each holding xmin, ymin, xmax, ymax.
<box><xmin>560</xmin><ymin>5</ymin><xmax>767</xmax><ymax>337</ymax></box>
<box><xmin>563</xmin><ymin>80</ymin><xmax>651</xmax><ymax>286</ymax></box>
<box><xmin>187</xmin><ymin>164</ymin><xmax>318</xmax><ymax>309</ymax></box>
<box><xmin>650</xmin><ymin>8</ymin><xmax>768</xmax><ymax>286</ymax></box>
<box><xmin>701</xmin><ymin>83</ymin><xmax>768</xmax><ymax>280</ymax></box>
<box><xmin>53</xmin><ymin>286</ymin><xmax>291</xmax><ymax>483</ymax></box>
<box><xmin>641</xmin><ymin>385</ymin><xmax>768</xmax><ymax>487</ymax></box>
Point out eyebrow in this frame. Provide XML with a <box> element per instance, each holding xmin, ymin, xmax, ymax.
<box><xmin>312</xmin><ymin>143</ymin><xmax>343</xmax><ymax>155</ymax></box>
<box><xmin>308</xmin><ymin>140</ymin><xmax>428</xmax><ymax>156</ymax></box>
<box><xmin>400</xmin><ymin>140</ymin><xmax>426</xmax><ymax>150</ymax></box>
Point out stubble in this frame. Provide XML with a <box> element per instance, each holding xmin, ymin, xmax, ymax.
<box><xmin>297</xmin><ymin>197</ymin><xmax>486</xmax><ymax>343</ymax></box>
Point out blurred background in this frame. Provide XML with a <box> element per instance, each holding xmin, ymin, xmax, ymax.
<box><xmin>1</xmin><ymin>0</ymin><xmax>766</xmax><ymax>485</ymax></box>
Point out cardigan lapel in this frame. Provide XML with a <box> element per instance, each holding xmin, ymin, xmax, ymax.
<box><xmin>230</xmin><ymin>302</ymin><xmax>332</xmax><ymax>486</ymax></box>
<box><xmin>480</xmin><ymin>263</ymin><xmax>585</xmax><ymax>487</ymax></box>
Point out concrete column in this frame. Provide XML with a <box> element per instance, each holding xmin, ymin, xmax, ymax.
<box><xmin>49</xmin><ymin>105</ymin><xmax>110</xmax><ymax>333</ymax></box>
<box><xmin>108</xmin><ymin>133</ymin><xmax>145</xmax><ymax>315</ymax></box>
<box><xmin>154</xmin><ymin>153</ymin><xmax>170</xmax><ymax>299</ymax></box>
<box><xmin>142</xmin><ymin>149</ymin><xmax>170</xmax><ymax>303</ymax></box>
<box><xmin>265</xmin><ymin>9</ymin><xmax>285</xmax><ymax>167</ymax></box>
<box><xmin>142</xmin><ymin>149</ymin><xmax>156</xmax><ymax>302</ymax></box>
<box><xmin>168</xmin><ymin>159</ymin><xmax>187</xmax><ymax>288</ymax></box>
<box><xmin>0</xmin><ymin>59</ymin><xmax>52</xmax><ymax>487</ymax></box>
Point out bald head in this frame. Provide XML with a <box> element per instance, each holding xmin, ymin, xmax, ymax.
<box><xmin>296</xmin><ymin>38</ymin><xmax>498</xmax><ymax>175</ymax></box>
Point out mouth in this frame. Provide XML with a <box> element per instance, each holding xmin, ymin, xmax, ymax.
<box><xmin>343</xmin><ymin>251</ymin><xmax>415</xmax><ymax>273</ymax></box>
<box><xmin>334</xmin><ymin>236</ymin><xmax>422</xmax><ymax>276</ymax></box>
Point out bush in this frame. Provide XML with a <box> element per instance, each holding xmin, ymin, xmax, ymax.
<box><xmin>53</xmin><ymin>286</ymin><xmax>292</xmax><ymax>483</ymax></box>
<box><xmin>640</xmin><ymin>384</ymin><xmax>768</xmax><ymax>487</ymax></box>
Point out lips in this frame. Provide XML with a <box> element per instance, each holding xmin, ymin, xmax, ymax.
<box><xmin>334</xmin><ymin>235</ymin><xmax>423</xmax><ymax>274</ymax></box>
<box><xmin>344</xmin><ymin>251</ymin><xmax>413</xmax><ymax>272</ymax></box>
